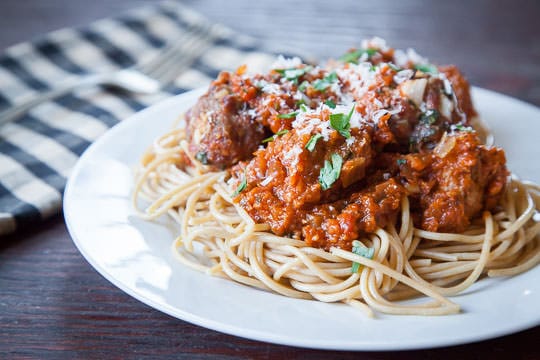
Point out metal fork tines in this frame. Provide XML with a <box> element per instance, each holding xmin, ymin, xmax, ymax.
<box><xmin>0</xmin><ymin>23</ymin><xmax>216</xmax><ymax>126</ymax></box>
<box><xmin>136</xmin><ymin>23</ymin><xmax>215</xmax><ymax>84</ymax></box>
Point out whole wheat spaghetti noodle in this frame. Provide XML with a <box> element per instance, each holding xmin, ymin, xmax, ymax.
<box><xmin>133</xmin><ymin>127</ymin><xmax>540</xmax><ymax>317</ymax></box>
<box><xmin>133</xmin><ymin>39</ymin><xmax>540</xmax><ymax>316</ymax></box>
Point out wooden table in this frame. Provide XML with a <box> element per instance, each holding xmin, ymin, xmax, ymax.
<box><xmin>1</xmin><ymin>0</ymin><xmax>539</xmax><ymax>358</ymax></box>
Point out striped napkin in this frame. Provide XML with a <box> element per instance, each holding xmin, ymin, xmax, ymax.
<box><xmin>0</xmin><ymin>1</ymin><xmax>298</xmax><ymax>236</ymax></box>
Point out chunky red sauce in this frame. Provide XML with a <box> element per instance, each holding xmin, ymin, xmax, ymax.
<box><xmin>185</xmin><ymin>39</ymin><xmax>508</xmax><ymax>250</ymax></box>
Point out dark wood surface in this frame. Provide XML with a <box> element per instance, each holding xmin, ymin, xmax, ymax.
<box><xmin>1</xmin><ymin>0</ymin><xmax>539</xmax><ymax>358</ymax></box>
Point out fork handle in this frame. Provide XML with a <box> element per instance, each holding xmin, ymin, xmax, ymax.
<box><xmin>0</xmin><ymin>74</ymin><xmax>106</xmax><ymax>127</ymax></box>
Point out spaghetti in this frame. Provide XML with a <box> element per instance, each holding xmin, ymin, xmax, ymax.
<box><xmin>133</xmin><ymin>127</ymin><xmax>540</xmax><ymax>317</ymax></box>
<box><xmin>133</xmin><ymin>39</ymin><xmax>540</xmax><ymax>316</ymax></box>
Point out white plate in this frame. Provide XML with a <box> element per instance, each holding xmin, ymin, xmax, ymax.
<box><xmin>64</xmin><ymin>87</ymin><xmax>540</xmax><ymax>351</ymax></box>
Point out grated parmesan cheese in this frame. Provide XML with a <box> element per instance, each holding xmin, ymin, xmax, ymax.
<box><xmin>261</xmin><ymin>82</ymin><xmax>282</xmax><ymax>95</ymax></box>
<box><xmin>282</xmin><ymin>145</ymin><xmax>303</xmax><ymax>171</ymax></box>
<box><xmin>271</xmin><ymin>55</ymin><xmax>303</xmax><ymax>70</ymax></box>
<box><xmin>393</xmin><ymin>69</ymin><xmax>414</xmax><ymax>84</ymax></box>
<box><xmin>371</xmin><ymin>107</ymin><xmax>401</xmax><ymax>122</ymax></box>
<box><xmin>394</xmin><ymin>48</ymin><xmax>429</xmax><ymax>67</ymax></box>
<box><xmin>260</xmin><ymin>176</ymin><xmax>273</xmax><ymax>186</ymax></box>
<box><xmin>361</xmin><ymin>37</ymin><xmax>389</xmax><ymax>52</ymax></box>
<box><xmin>336</xmin><ymin>62</ymin><xmax>377</xmax><ymax>99</ymax></box>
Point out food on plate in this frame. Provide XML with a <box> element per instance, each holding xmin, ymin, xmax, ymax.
<box><xmin>133</xmin><ymin>38</ymin><xmax>540</xmax><ymax>317</ymax></box>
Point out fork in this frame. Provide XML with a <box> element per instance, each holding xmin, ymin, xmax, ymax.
<box><xmin>0</xmin><ymin>23</ymin><xmax>216</xmax><ymax>126</ymax></box>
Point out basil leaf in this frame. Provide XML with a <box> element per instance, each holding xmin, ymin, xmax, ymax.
<box><xmin>324</xmin><ymin>99</ymin><xmax>336</xmax><ymax>109</ymax></box>
<box><xmin>319</xmin><ymin>153</ymin><xmax>343</xmax><ymax>190</ymax></box>
<box><xmin>262</xmin><ymin>129</ymin><xmax>289</xmax><ymax>143</ymax></box>
<box><xmin>414</xmin><ymin>63</ymin><xmax>438</xmax><ymax>75</ymax></box>
<box><xmin>339</xmin><ymin>48</ymin><xmax>377</xmax><ymax>64</ymax></box>
<box><xmin>351</xmin><ymin>240</ymin><xmax>375</xmax><ymax>273</ymax></box>
<box><xmin>277</xmin><ymin>111</ymin><xmax>298</xmax><ymax>119</ymax></box>
<box><xmin>329</xmin><ymin>104</ymin><xmax>355</xmax><ymax>138</ymax></box>
<box><xmin>305</xmin><ymin>134</ymin><xmax>323</xmax><ymax>152</ymax></box>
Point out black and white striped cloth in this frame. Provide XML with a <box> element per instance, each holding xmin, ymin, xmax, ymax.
<box><xmin>0</xmin><ymin>1</ymin><xmax>298</xmax><ymax>236</ymax></box>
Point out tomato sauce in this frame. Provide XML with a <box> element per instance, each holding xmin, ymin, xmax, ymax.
<box><xmin>186</xmin><ymin>39</ymin><xmax>508</xmax><ymax>250</ymax></box>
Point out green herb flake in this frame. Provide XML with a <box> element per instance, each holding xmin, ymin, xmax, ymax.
<box><xmin>233</xmin><ymin>173</ymin><xmax>247</xmax><ymax>197</ymax></box>
<box><xmin>329</xmin><ymin>104</ymin><xmax>355</xmax><ymax>138</ymax></box>
<box><xmin>262</xmin><ymin>129</ymin><xmax>289</xmax><ymax>143</ymax></box>
<box><xmin>414</xmin><ymin>63</ymin><xmax>438</xmax><ymax>75</ymax></box>
<box><xmin>396</xmin><ymin>158</ymin><xmax>406</xmax><ymax>166</ymax></box>
<box><xmin>351</xmin><ymin>240</ymin><xmax>375</xmax><ymax>273</ymax></box>
<box><xmin>313</xmin><ymin>72</ymin><xmax>338</xmax><ymax>92</ymax></box>
<box><xmin>319</xmin><ymin>153</ymin><xmax>343</xmax><ymax>190</ymax></box>
<box><xmin>300</xmin><ymin>103</ymin><xmax>309</xmax><ymax>112</ymax></box>
<box><xmin>277</xmin><ymin>111</ymin><xmax>298</xmax><ymax>119</ymax></box>
<box><xmin>324</xmin><ymin>99</ymin><xmax>336</xmax><ymax>109</ymax></box>
<box><xmin>388</xmin><ymin>63</ymin><xmax>401</xmax><ymax>71</ymax></box>
<box><xmin>339</xmin><ymin>48</ymin><xmax>377</xmax><ymax>64</ymax></box>
<box><xmin>454</xmin><ymin>124</ymin><xmax>474</xmax><ymax>132</ymax></box>
<box><xmin>305</xmin><ymin>134</ymin><xmax>323</xmax><ymax>152</ymax></box>
<box><xmin>420</xmin><ymin>109</ymin><xmax>440</xmax><ymax>125</ymax></box>
<box><xmin>195</xmin><ymin>151</ymin><xmax>208</xmax><ymax>165</ymax></box>
<box><xmin>275</xmin><ymin>66</ymin><xmax>313</xmax><ymax>84</ymax></box>
<box><xmin>298</xmin><ymin>80</ymin><xmax>309</xmax><ymax>92</ymax></box>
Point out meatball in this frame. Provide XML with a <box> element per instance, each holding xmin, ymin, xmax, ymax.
<box><xmin>185</xmin><ymin>72</ymin><xmax>267</xmax><ymax>169</ymax></box>
<box><xmin>398</xmin><ymin>131</ymin><xmax>508</xmax><ymax>232</ymax></box>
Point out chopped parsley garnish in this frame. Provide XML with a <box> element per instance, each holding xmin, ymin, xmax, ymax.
<box><xmin>369</xmin><ymin>64</ymin><xmax>377</xmax><ymax>72</ymax></box>
<box><xmin>420</xmin><ymin>109</ymin><xmax>440</xmax><ymax>125</ymax></box>
<box><xmin>233</xmin><ymin>172</ymin><xmax>247</xmax><ymax>197</ymax></box>
<box><xmin>277</xmin><ymin>111</ymin><xmax>298</xmax><ymax>119</ymax></box>
<box><xmin>195</xmin><ymin>151</ymin><xmax>208</xmax><ymax>165</ymax></box>
<box><xmin>312</xmin><ymin>71</ymin><xmax>338</xmax><ymax>92</ymax></box>
<box><xmin>298</xmin><ymin>80</ymin><xmax>309</xmax><ymax>92</ymax></box>
<box><xmin>396</xmin><ymin>158</ymin><xmax>406</xmax><ymax>166</ymax></box>
<box><xmin>388</xmin><ymin>63</ymin><xmax>401</xmax><ymax>71</ymax></box>
<box><xmin>339</xmin><ymin>48</ymin><xmax>377</xmax><ymax>64</ymax></box>
<box><xmin>351</xmin><ymin>240</ymin><xmax>375</xmax><ymax>273</ymax></box>
<box><xmin>453</xmin><ymin>124</ymin><xmax>474</xmax><ymax>132</ymax></box>
<box><xmin>324</xmin><ymin>99</ymin><xmax>336</xmax><ymax>109</ymax></box>
<box><xmin>275</xmin><ymin>66</ymin><xmax>313</xmax><ymax>84</ymax></box>
<box><xmin>329</xmin><ymin>104</ymin><xmax>355</xmax><ymax>138</ymax></box>
<box><xmin>319</xmin><ymin>153</ymin><xmax>343</xmax><ymax>190</ymax></box>
<box><xmin>305</xmin><ymin>134</ymin><xmax>323</xmax><ymax>152</ymax></box>
<box><xmin>414</xmin><ymin>63</ymin><xmax>438</xmax><ymax>75</ymax></box>
<box><xmin>262</xmin><ymin>129</ymin><xmax>289</xmax><ymax>143</ymax></box>
<box><xmin>300</xmin><ymin>103</ymin><xmax>309</xmax><ymax>112</ymax></box>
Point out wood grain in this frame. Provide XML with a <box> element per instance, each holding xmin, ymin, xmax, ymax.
<box><xmin>0</xmin><ymin>0</ymin><xmax>539</xmax><ymax>358</ymax></box>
